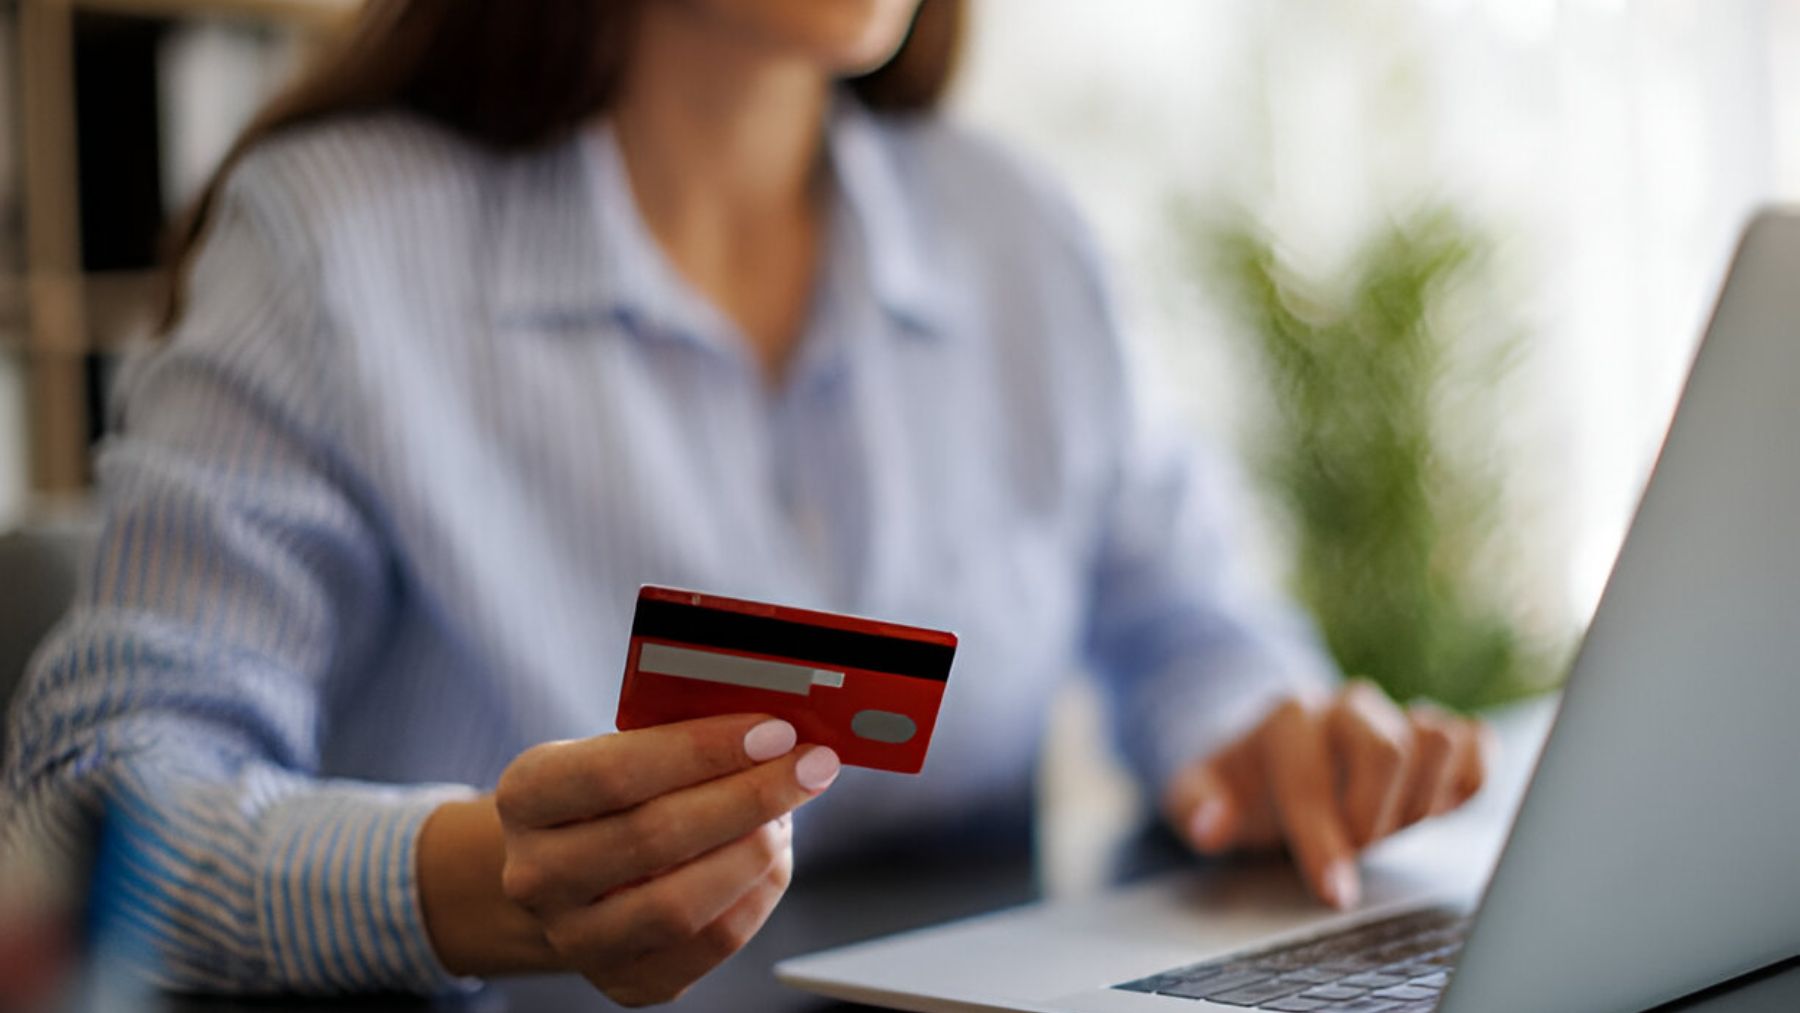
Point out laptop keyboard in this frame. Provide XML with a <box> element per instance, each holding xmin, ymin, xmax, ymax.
<box><xmin>1113</xmin><ymin>905</ymin><xmax>1469</xmax><ymax>1011</ymax></box>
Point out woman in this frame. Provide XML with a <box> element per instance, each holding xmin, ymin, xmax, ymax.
<box><xmin>1</xmin><ymin>0</ymin><xmax>1490</xmax><ymax>1006</ymax></box>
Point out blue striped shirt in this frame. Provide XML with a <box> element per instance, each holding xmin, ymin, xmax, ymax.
<box><xmin>1</xmin><ymin>97</ymin><xmax>1332</xmax><ymax>993</ymax></box>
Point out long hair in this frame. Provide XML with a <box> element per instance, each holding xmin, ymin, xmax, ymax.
<box><xmin>160</xmin><ymin>0</ymin><xmax>964</xmax><ymax>329</ymax></box>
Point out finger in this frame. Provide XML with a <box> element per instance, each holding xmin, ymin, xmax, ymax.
<box><xmin>1427</xmin><ymin>725</ymin><xmax>1478</xmax><ymax>817</ymax></box>
<box><xmin>1166</xmin><ymin>722</ymin><xmax>1288</xmax><ymax>855</ymax></box>
<box><xmin>1259</xmin><ymin>700</ymin><xmax>1360</xmax><ymax>910</ymax></box>
<box><xmin>1398</xmin><ymin>706</ymin><xmax>1459</xmax><ymax>827</ymax></box>
<box><xmin>1167</xmin><ymin>759</ymin><xmax>1243</xmax><ymax>855</ymax></box>
<box><xmin>544</xmin><ymin>817</ymin><xmax>791</xmax><ymax>967</ymax></box>
<box><xmin>1450</xmin><ymin>720</ymin><xmax>1498</xmax><ymax>807</ymax></box>
<box><xmin>600</xmin><ymin>850</ymin><xmax>792</xmax><ymax>1007</ymax></box>
<box><xmin>1327</xmin><ymin>682</ymin><xmax>1413</xmax><ymax>847</ymax></box>
<box><xmin>497</xmin><ymin>714</ymin><xmax>797</xmax><ymax>828</ymax></box>
<box><xmin>510</xmin><ymin>745</ymin><xmax>837</xmax><ymax>906</ymax></box>
<box><xmin>1432</xmin><ymin>717</ymin><xmax>1493</xmax><ymax>814</ymax></box>
<box><xmin>1214</xmin><ymin>732</ymin><xmax>1288</xmax><ymax>849</ymax></box>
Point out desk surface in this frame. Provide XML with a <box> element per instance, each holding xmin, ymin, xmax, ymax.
<box><xmin>59</xmin><ymin>697</ymin><xmax>1800</xmax><ymax>1012</ymax></box>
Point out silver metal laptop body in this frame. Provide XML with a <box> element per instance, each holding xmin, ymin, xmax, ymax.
<box><xmin>776</xmin><ymin>210</ymin><xmax>1800</xmax><ymax>1012</ymax></box>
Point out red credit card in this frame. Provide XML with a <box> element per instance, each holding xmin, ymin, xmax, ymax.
<box><xmin>616</xmin><ymin>586</ymin><xmax>958</xmax><ymax>773</ymax></box>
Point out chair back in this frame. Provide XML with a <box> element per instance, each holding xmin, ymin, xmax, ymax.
<box><xmin>0</xmin><ymin>518</ymin><xmax>94</xmax><ymax>756</ymax></box>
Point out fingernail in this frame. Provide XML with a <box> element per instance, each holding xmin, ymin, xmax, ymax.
<box><xmin>744</xmin><ymin>719</ymin><xmax>797</xmax><ymax>762</ymax></box>
<box><xmin>1190</xmin><ymin>798</ymin><xmax>1228</xmax><ymax>848</ymax></box>
<box><xmin>1325</xmin><ymin>860</ymin><xmax>1360</xmax><ymax>910</ymax></box>
<box><xmin>795</xmin><ymin>746</ymin><xmax>841</xmax><ymax>792</ymax></box>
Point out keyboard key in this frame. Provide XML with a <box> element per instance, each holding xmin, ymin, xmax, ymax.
<box><xmin>1165</xmin><ymin>964</ymin><xmax>1229</xmax><ymax>985</ymax></box>
<box><xmin>1283</xmin><ymin>967</ymin><xmax>1344</xmax><ymax>985</ymax></box>
<box><xmin>1382</xmin><ymin>964</ymin><xmax>1436</xmax><ymax>979</ymax></box>
<box><xmin>1300</xmin><ymin>985</ymin><xmax>1369</xmax><ymax>1001</ymax></box>
<box><xmin>1239</xmin><ymin>964</ymin><xmax>1286</xmax><ymax>980</ymax></box>
<box><xmin>1341</xmin><ymin>973</ymin><xmax>1408</xmax><ymax>989</ymax></box>
<box><xmin>1317</xmin><ymin>999</ymin><xmax>1402</xmax><ymax>1012</ymax></box>
<box><xmin>1372</xmin><ymin>985</ymin><xmax>1440</xmax><ymax>1002</ymax></box>
<box><xmin>1159</xmin><ymin>970</ymin><xmax>1273</xmax><ymax>1000</ymax></box>
<box><xmin>1206</xmin><ymin>977</ymin><xmax>1311</xmax><ymax>1005</ymax></box>
<box><xmin>1369</xmin><ymin>941</ymin><xmax>1438</xmax><ymax>964</ymax></box>
<box><xmin>1263</xmin><ymin>999</ymin><xmax>1332</xmax><ymax>1012</ymax></box>
<box><xmin>1410</xmin><ymin>972</ymin><xmax>1449</xmax><ymax>988</ymax></box>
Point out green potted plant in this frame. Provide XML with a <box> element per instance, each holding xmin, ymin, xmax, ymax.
<box><xmin>1201</xmin><ymin>206</ymin><xmax>1560</xmax><ymax>710</ymax></box>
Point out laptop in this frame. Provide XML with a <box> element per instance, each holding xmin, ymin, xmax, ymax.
<box><xmin>776</xmin><ymin>210</ymin><xmax>1800</xmax><ymax>1012</ymax></box>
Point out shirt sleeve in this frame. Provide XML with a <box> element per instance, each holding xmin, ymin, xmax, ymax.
<box><xmin>0</xmin><ymin>154</ymin><xmax>475</xmax><ymax>994</ymax></box>
<box><xmin>1083</xmin><ymin>396</ymin><xmax>1341</xmax><ymax>798</ymax></box>
<box><xmin>1076</xmin><ymin>274</ymin><xmax>1340</xmax><ymax>801</ymax></box>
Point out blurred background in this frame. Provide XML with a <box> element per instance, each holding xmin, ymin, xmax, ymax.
<box><xmin>0</xmin><ymin>0</ymin><xmax>1792</xmax><ymax>890</ymax></box>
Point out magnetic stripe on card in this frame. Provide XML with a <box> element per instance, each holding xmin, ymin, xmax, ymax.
<box><xmin>631</xmin><ymin>598</ymin><xmax>954</xmax><ymax>680</ymax></box>
<box><xmin>637</xmin><ymin>642</ymin><xmax>843</xmax><ymax>696</ymax></box>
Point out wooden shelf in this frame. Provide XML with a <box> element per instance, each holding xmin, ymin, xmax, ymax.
<box><xmin>0</xmin><ymin>269</ymin><xmax>181</xmax><ymax>353</ymax></box>
<box><xmin>16</xmin><ymin>0</ymin><xmax>350</xmax><ymax>492</ymax></box>
<box><xmin>0</xmin><ymin>274</ymin><xmax>29</xmax><ymax>351</ymax></box>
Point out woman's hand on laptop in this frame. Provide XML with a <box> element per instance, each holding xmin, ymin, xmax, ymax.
<box><xmin>1163</xmin><ymin>681</ymin><xmax>1493</xmax><ymax>911</ymax></box>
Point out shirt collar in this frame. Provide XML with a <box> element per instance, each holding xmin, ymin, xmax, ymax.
<box><xmin>823</xmin><ymin>95</ymin><xmax>951</xmax><ymax>337</ymax></box>
<box><xmin>490</xmin><ymin>92</ymin><xmax>951</xmax><ymax>341</ymax></box>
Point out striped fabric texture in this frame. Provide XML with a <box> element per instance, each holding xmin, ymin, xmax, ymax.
<box><xmin>1</xmin><ymin>96</ymin><xmax>1332</xmax><ymax>993</ymax></box>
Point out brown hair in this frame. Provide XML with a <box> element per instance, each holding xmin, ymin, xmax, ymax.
<box><xmin>161</xmin><ymin>0</ymin><xmax>965</xmax><ymax>329</ymax></box>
